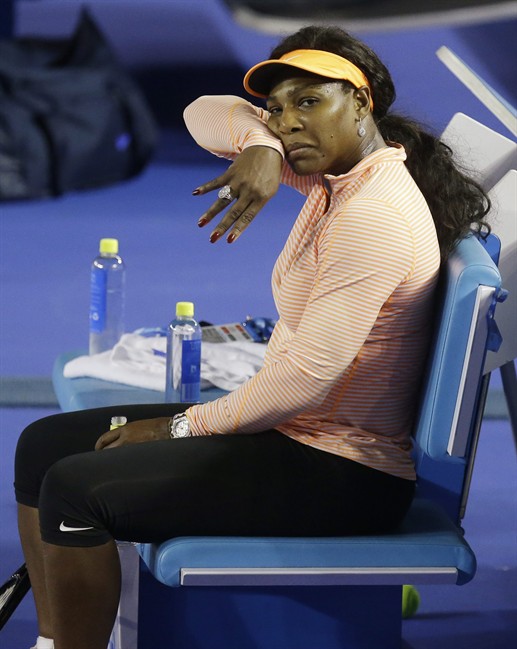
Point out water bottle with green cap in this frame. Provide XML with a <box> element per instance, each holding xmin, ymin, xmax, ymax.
<box><xmin>165</xmin><ymin>301</ymin><xmax>202</xmax><ymax>403</ymax></box>
<box><xmin>89</xmin><ymin>238</ymin><xmax>126</xmax><ymax>355</ymax></box>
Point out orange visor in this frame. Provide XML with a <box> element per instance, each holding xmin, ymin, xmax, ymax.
<box><xmin>243</xmin><ymin>49</ymin><xmax>373</xmax><ymax>107</ymax></box>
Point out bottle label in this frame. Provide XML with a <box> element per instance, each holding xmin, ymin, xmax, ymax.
<box><xmin>90</xmin><ymin>268</ymin><xmax>107</xmax><ymax>333</ymax></box>
<box><xmin>181</xmin><ymin>339</ymin><xmax>201</xmax><ymax>384</ymax></box>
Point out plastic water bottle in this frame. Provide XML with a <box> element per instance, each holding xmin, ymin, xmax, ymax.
<box><xmin>165</xmin><ymin>301</ymin><xmax>202</xmax><ymax>403</ymax></box>
<box><xmin>89</xmin><ymin>238</ymin><xmax>126</xmax><ymax>355</ymax></box>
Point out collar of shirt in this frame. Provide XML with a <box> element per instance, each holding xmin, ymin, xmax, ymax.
<box><xmin>323</xmin><ymin>143</ymin><xmax>407</xmax><ymax>195</ymax></box>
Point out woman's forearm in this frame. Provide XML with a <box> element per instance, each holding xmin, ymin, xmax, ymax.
<box><xmin>183</xmin><ymin>95</ymin><xmax>284</xmax><ymax>160</ymax></box>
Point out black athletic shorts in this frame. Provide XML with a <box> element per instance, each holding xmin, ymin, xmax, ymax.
<box><xmin>14</xmin><ymin>403</ymin><xmax>415</xmax><ymax>547</ymax></box>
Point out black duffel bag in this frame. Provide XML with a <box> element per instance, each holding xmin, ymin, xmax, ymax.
<box><xmin>0</xmin><ymin>9</ymin><xmax>158</xmax><ymax>200</ymax></box>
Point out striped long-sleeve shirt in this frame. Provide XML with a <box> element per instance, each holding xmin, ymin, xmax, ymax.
<box><xmin>184</xmin><ymin>96</ymin><xmax>441</xmax><ymax>480</ymax></box>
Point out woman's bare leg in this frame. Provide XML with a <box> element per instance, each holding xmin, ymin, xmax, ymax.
<box><xmin>43</xmin><ymin>540</ymin><xmax>121</xmax><ymax>649</ymax></box>
<box><xmin>17</xmin><ymin>504</ymin><xmax>54</xmax><ymax>639</ymax></box>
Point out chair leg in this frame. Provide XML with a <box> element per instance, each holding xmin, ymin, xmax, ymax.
<box><xmin>500</xmin><ymin>360</ymin><xmax>517</xmax><ymax>451</ymax></box>
<box><xmin>109</xmin><ymin>543</ymin><xmax>140</xmax><ymax>649</ymax></box>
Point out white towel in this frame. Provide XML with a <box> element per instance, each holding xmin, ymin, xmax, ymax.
<box><xmin>63</xmin><ymin>333</ymin><xmax>267</xmax><ymax>393</ymax></box>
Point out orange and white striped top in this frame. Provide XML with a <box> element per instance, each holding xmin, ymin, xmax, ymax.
<box><xmin>184</xmin><ymin>96</ymin><xmax>441</xmax><ymax>480</ymax></box>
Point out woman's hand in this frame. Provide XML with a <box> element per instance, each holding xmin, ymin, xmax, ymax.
<box><xmin>95</xmin><ymin>417</ymin><xmax>171</xmax><ymax>450</ymax></box>
<box><xmin>193</xmin><ymin>145</ymin><xmax>283</xmax><ymax>243</ymax></box>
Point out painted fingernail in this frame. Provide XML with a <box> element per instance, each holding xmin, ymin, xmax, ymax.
<box><xmin>227</xmin><ymin>233</ymin><xmax>237</xmax><ymax>244</ymax></box>
<box><xmin>198</xmin><ymin>217</ymin><xmax>208</xmax><ymax>227</ymax></box>
<box><xmin>192</xmin><ymin>188</ymin><xmax>201</xmax><ymax>195</ymax></box>
<box><xmin>210</xmin><ymin>231</ymin><xmax>221</xmax><ymax>243</ymax></box>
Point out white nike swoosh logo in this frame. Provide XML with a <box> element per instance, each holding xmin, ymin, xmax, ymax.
<box><xmin>59</xmin><ymin>522</ymin><xmax>95</xmax><ymax>532</ymax></box>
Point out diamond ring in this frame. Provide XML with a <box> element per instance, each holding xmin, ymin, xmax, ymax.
<box><xmin>218</xmin><ymin>185</ymin><xmax>234</xmax><ymax>201</ymax></box>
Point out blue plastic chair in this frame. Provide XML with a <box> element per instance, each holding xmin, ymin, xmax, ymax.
<box><xmin>128</xmin><ymin>234</ymin><xmax>505</xmax><ymax>649</ymax></box>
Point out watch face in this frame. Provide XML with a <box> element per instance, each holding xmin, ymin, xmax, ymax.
<box><xmin>174</xmin><ymin>417</ymin><xmax>190</xmax><ymax>438</ymax></box>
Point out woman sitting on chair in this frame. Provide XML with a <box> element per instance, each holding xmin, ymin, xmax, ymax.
<box><xmin>14</xmin><ymin>25</ymin><xmax>489</xmax><ymax>649</ymax></box>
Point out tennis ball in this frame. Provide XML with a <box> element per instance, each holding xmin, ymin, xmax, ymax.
<box><xmin>402</xmin><ymin>584</ymin><xmax>421</xmax><ymax>619</ymax></box>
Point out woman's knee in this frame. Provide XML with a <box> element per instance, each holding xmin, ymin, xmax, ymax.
<box><xmin>39</xmin><ymin>454</ymin><xmax>112</xmax><ymax>547</ymax></box>
<box><xmin>14</xmin><ymin>411</ymin><xmax>103</xmax><ymax>507</ymax></box>
<box><xmin>14</xmin><ymin>416</ymin><xmax>60</xmax><ymax>506</ymax></box>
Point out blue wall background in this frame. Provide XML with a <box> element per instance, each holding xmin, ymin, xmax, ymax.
<box><xmin>12</xmin><ymin>0</ymin><xmax>517</xmax><ymax>138</ymax></box>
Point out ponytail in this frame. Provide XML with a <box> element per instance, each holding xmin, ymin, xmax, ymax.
<box><xmin>376</xmin><ymin>114</ymin><xmax>491</xmax><ymax>260</ymax></box>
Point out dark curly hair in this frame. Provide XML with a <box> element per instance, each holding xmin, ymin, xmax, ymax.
<box><xmin>269</xmin><ymin>26</ymin><xmax>491</xmax><ymax>260</ymax></box>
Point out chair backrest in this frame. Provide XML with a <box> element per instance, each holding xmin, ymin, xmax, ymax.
<box><xmin>412</xmin><ymin>234</ymin><xmax>503</xmax><ymax>523</ymax></box>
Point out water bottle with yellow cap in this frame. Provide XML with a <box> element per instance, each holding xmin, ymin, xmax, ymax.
<box><xmin>89</xmin><ymin>238</ymin><xmax>126</xmax><ymax>355</ymax></box>
<box><xmin>165</xmin><ymin>301</ymin><xmax>202</xmax><ymax>403</ymax></box>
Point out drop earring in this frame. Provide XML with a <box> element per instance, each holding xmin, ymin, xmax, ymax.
<box><xmin>357</xmin><ymin>117</ymin><xmax>366</xmax><ymax>138</ymax></box>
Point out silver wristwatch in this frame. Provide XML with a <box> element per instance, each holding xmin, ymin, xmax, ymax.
<box><xmin>169</xmin><ymin>413</ymin><xmax>191</xmax><ymax>439</ymax></box>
